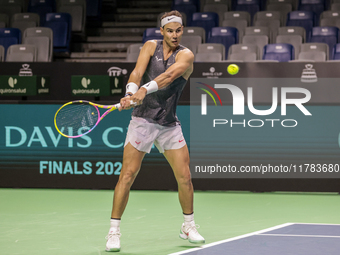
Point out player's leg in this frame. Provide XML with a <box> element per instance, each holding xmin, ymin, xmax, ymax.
<box><xmin>164</xmin><ymin>145</ymin><xmax>205</xmax><ymax>244</ymax></box>
<box><xmin>164</xmin><ymin>145</ymin><xmax>193</xmax><ymax>214</ymax></box>
<box><xmin>110</xmin><ymin>117</ymin><xmax>155</xmax><ymax>219</ymax></box>
<box><xmin>106</xmin><ymin>143</ymin><xmax>146</xmax><ymax>252</ymax></box>
<box><xmin>112</xmin><ymin>142</ymin><xmax>146</xmax><ymax>218</ymax></box>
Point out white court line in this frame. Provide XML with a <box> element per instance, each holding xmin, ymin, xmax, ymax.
<box><xmin>258</xmin><ymin>234</ymin><xmax>340</xmax><ymax>238</ymax></box>
<box><xmin>289</xmin><ymin>222</ymin><xmax>340</xmax><ymax>226</ymax></box>
<box><xmin>168</xmin><ymin>223</ymin><xmax>294</xmax><ymax>255</ymax></box>
<box><xmin>168</xmin><ymin>223</ymin><xmax>340</xmax><ymax>255</ymax></box>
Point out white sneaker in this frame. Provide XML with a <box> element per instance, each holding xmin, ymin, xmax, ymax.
<box><xmin>105</xmin><ymin>229</ymin><xmax>121</xmax><ymax>252</ymax></box>
<box><xmin>179</xmin><ymin>221</ymin><xmax>205</xmax><ymax>244</ymax></box>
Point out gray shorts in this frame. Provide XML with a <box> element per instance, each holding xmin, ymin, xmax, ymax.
<box><xmin>124</xmin><ymin>117</ymin><xmax>186</xmax><ymax>153</ymax></box>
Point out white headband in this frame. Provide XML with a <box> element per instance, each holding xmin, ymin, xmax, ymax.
<box><xmin>161</xmin><ymin>15</ymin><xmax>183</xmax><ymax>27</ymax></box>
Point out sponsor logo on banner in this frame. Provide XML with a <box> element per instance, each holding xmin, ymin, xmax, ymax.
<box><xmin>38</xmin><ymin>77</ymin><xmax>49</xmax><ymax>94</ymax></box>
<box><xmin>71</xmin><ymin>73</ymin><xmax>123</xmax><ymax>96</ymax></box>
<box><xmin>81</xmin><ymin>77</ymin><xmax>91</xmax><ymax>88</ymax></box>
<box><xmin>19</xmin><ymin>64</ymin><xmax>33</xmax><ymax>76</ymax></box>
<box><xmin>1</xmin><ymin>77</ymin><xmax>25</xmax><ymax>95</ymax></box>
<box><xmin>202</xmin><ymin>67</ymin><xmax>223</xmax><ymax>78</ymax></box>
<box><xmin>72</xmin><ymin>76</ymin><xmax>100</xmax><ymax>95</ymax></box>
<box><xmin>0</xmin><ymin>73</ymin><xmax>49</xmax><ymax>95</ymax></box>
<box><xmin>1</xmin><ymin>77</ymin><xmax>27</xmax><ymax>94</ymax></box>
<box><xmin>107</xmin><ymin>66</ymin><xmax>127</xmax><ymax>77</ymax></box>
<box><xmin>111</xmin><ymin>76</ymin><xmax>122</xmax><ymax>94</ymax></box>
<box><xmin>301</xmin><ymin>64</ymin><xmax>317</xmax><ymax>83</ymax></box>
<box><xmin>8</xmin><ymin>77</ymin><xmax>17</xmax><ymax>88</ymax></box>
<box><xmin>107</xmin><ymin>66</ymin><xmax>126</xmax><ymax>94</ymax></box>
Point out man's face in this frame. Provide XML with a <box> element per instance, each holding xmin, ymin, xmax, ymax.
<box><xmin>161</xmin><ymin>22</ymin><xmax>183</xmax><ymax>48</ymax></box>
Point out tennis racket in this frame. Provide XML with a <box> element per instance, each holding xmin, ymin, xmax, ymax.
<box><xmin>54</xmin><ymin>100</ymin><xmax>135</xmax><ymax>138</ymax></box>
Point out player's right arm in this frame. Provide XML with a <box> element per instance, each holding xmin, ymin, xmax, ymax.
<box><xmin>128</xmin><ymin>40</ymin><xmax>156</xmax><ymax>85</ymax></box>
<box><xmin>120</xmin><ymin>41</ymin><xmax>156</xmax><ymax>110</ymax></box>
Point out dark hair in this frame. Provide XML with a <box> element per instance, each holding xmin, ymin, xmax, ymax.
<box><xmin>160</xmin><ymin>10</ymin><xmax>182</xmax><ymax>22</ymax></box>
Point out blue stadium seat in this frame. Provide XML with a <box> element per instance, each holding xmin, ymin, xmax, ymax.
<box><xmin>44</xmin><ymin>13</ymin><xmax>71</xmax><ymax>52</ymax></box>
<box><xmin>142</xmin><ymin>28</ymin><xmax>163</xmax><ymax>43</ymax></box>
<box><xmin>235</xmin><ymin>0</ymin><xmax>261</xmax><ymax>22</ymax></box>
<box><xmin>191</xmin><ymin>12</ymin><xmax>219</xmax><ymax>40</ymax></box>
<box><xmin>173</xmin><ymin>0</ymin><xmax>199</xmax><ymax>8</ymax></box>
<box><xmin>262</xmin><ymin>43</ymin><xmax>294</xmax><ymax>61</ymax></box>
<box><xmin>0</xmin><ymin>28</ymin><xmax>21</xmax><ymax>58</ymax></box>
<box><xmin>28</xmin><ymin>0</ymin><xmax>56</xmax><ymax>24</ymax></box>
<box><xmin>173</xmin><ymin>0</ymin><xmax>198</xmax><ymax>25</ymax></box>
<box><xmin>207</xmin><ymin>27</ymin><xmax>238</xmax><ymax>59</ymax></box>
<box><xmin>86</xmin><ymin>0</ymin><xmax>102</xmax><ymax>19</ymax></box>
<box><xmin>298</xmin><ymin>0</ymin><xmax>324</xmax><ymax>26</ymax></box>
<box><xmin>310</xmin><ymin>26</ymin><xmax>339</xmax><ymax>59</ymax></box>
<box><xmin>332</xmin><ymin>43</ymin><xmax>340</xmax><ymax>59</ymax></box>
<box><xmin>286</xmin><ymin>11</ymin><xmax>315</xmax><ymax>41</ymax></box>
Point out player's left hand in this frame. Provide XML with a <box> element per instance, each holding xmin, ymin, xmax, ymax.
<box><xmin>119</xmin><ymin>95</ymin><xmax>133</xmax><ymax>111</ymax></box>
<box><xmin>131</xmin><ymin>87</ymin><xmax>147</xmax><ymax>106</ymax></box>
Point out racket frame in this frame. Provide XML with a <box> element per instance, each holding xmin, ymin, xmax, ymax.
<box><xmin>54</xmin><ymin>100</ymin><xmax>120</xmax><ymax>138</ymax></box>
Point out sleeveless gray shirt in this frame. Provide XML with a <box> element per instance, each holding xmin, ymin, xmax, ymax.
<box><xmin>132</xmin><ymin>40</ymin><xmax>188</xmax><ymax>127</ymax></box>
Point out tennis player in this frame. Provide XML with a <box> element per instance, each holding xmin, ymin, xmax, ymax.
<box><xmin>105</xmin><ymin>11</ymin><xmax>205</xmax><ymax>252</ymax></box>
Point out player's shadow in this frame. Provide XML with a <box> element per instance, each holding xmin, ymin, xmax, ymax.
<box><xmin>178</xmin><ymin>245</ymin><xmax>204</xmax><ymax>248</ymax></box>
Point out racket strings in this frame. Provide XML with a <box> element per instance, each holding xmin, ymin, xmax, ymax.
<box><xmin>55</xmin><ymin>103</ymin><xmax>99</xmax><ymax>137</ymax></box>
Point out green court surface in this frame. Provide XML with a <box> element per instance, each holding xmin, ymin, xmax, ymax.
<box><xmin>0</xmin><ymin>189</ymin><xmax>339</xmax><ymax>255</ymax></box>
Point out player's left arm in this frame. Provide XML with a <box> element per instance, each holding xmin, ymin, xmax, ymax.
<box><xmin>131</xmin><ymin>49</ymin><xmax>194</xmax><ymax>104</ymax></box>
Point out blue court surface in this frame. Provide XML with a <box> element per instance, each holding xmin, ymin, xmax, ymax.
<box><xmin>169</xmin><ymin>223</ymin><xmax>340</xmax><ymax>255</ymax></box>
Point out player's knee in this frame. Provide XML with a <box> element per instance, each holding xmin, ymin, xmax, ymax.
<box><xmin>176</xmin><ymin>172</ymin><xmax>192</xmax><ymax>186</ymax></box>
<box><xmin>118</xmin><ymin>168</ymin><xmax>139</xmax><ymax>186</ymax></box>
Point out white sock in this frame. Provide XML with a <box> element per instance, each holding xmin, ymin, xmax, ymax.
<box><xmin>110</xmin><ymin>218</ymin><xmax>121</xmax><ymax>233</ymax></box>
<box><xmin>183</xmin><ymin>213</ymin><xmax>194</xmax><ymax>224</ymax></box>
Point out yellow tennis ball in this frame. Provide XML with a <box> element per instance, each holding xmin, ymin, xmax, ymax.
<box><xmin>227</xmin><ymin>64</ymin><xmax>239</xmax><ymax>75</ymax></box>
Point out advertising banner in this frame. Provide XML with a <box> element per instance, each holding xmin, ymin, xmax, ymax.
<box><xmin>71</xmin><ymin>75</ymin><xmax>123</xmax><ymax>96</ymax></box>
<box><xmin>190</xmin><ymin>78</ymin><xmax>340</xmax><ymax>178</ymax></box>
<box><xmin>1</xmin><ymin>61</ymin><xmax>340</xmax><ymax>191</ymax></box>
<box><xmin>0</xmin><ymin>75</ymin><xmax>50</xmax><ymax>96</ymax></box>
<box><xmin>0</xmin><ymin>104</ymin><xmax>189</xmax><ymax>189</ymax></box>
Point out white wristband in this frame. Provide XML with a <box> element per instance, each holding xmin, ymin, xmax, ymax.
<box><xmin>141</xmin><ymin>80</ymin><xmax>158</xmax><ymax>95</ymax></box>
<box><xmin>126</xmin><ymin>82</ymin><xmax>138</xmax><ymax>95</ymax></box>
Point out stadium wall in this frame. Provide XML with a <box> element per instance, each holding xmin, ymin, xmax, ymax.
<box><xmin>1</xmin><ymin>62</ymin><xmax>340</xmax><ymax>192</ymax></box>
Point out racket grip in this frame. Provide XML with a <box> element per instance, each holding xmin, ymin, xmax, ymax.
<box><xmin>114</xmin><ymin>100</ymin><xmax>136</xmax><ymax>109</ymax></box>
